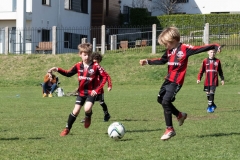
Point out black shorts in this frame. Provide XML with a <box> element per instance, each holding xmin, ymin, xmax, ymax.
<box><xmin>95</xmin><ymin>94</ymin><xmax>104</xmax><ymax>102</ymax></box>
<box><xmin>75</xmin><ymin>95</ymin><xmax>96</xmax><ymax>106</ymax></box>
<box><xmin>159</xmin><ymin>80</ymin><xmax>182</xmax><ymax>102</ymax></box>
<box><xmin>203</xmin><ymin>86</ymin><xmax>216</xmax><ymax>93</ymax></box>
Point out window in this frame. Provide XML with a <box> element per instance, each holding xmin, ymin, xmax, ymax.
<box><xmin>64</xmin><ymin>0</ymin><xmax>88</xmax><ymax>13</ymax></box>
<box><xmin>42</xmin><ymin>29</ymin><xmax>50</xmax><ymax>41</ymax></box>
<box><xmin>123</xmin><ymin>6</ymin><xmax>131</xmax><ymax>23</ymax></box>
<box><xmin>42</xmin><ymin>0</ymin><xmax>51</xmax><ymax>6</ymax></box>
<box><xmin>64</xmin><ymin>32</ymin><xmax>87</xmax><ymax>49</ymax></box>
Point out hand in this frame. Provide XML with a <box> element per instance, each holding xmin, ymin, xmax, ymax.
<box><xmin>217</xmin><ymin>46</ymin><xmax>221</xmax><ymax>53</ymax></box>
<box><xmin>197</xmin><ymin>80</ymin><xmax>200</xmax><ymax>84</ymax></box>
<box><xmin>91</xmin><ymin>90</ymin><xmax>97</xmax><ymax>96</ymax></box>
<box><xmin>108</xmin><ymin>87</ymin><xmax>112</xmax><ymax>91</ymax></box>
<box><xmin>48</xmin><ymin>67</ymin><xmax>58</xmax><ymax>73</ymax></box>
<box><xmin>139</xmin><ymin>59</ymin><xmax>147</xmax><ymax>66</ymax></box>
<box><xmin>221</xmin><ymin>80</ymin><xmax>224</xmax><ymax>85</ymax></box>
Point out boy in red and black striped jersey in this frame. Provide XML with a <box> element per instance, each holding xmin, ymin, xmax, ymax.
<box><xmin>139</xmin><ymin>27</ymin><xmax>221</xmax><ymax>140</ymax></box>
<box><xmin>197</xmin><ymin>49</ymin><xmax>224</xmax><ymax>113</ymax></box>
<box><xmin>81</xmin><ymin>52</ymin><xmax>112</xmax><ymax>122</ymax></box>
<box><xmin>48</xmin><ymin>43</ymin><xmax>109</xmax><ymax>136</ymax></box>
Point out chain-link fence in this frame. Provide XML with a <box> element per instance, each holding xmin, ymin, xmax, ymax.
<box><xmin>1</xmin><ymin>23</ymin><xmax>240</xmax><ymax>54</ymax></box>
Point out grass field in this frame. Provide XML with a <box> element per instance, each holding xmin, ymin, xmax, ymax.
<box><xmin>0</xmin><ymin>49</ymin><xmax>240</xmax><ymax>159</ymax></box>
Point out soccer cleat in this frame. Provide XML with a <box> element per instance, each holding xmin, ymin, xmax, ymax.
<box><xmin>104</xmin><ymin>113</ymin><xmax>111</xmax><ymax>122</ymax></box>
<box><xmin>60</xmin><ymin>128</ymin><xmax>70</xmax><ymax>137</ymax></box>
<box><xmin>207</xmin><ymin>106</ymin><xmax>214</xmax><ymax>113</ymax></box>
<box><xmin>84</xmin><ymin>116</ymin><xmax>91</xmax><ymax>128</ymax></box>
<box><xmin>49</xmin><ymin>93</ymin><xmax>53</xmax><ymax>97</ymax></box>
<box><xmin>177</xmin><ymin>112</ymin><xmax>187</xmax><ymax>126</ymax></box>
<box><xmin>43</xmin><ymin>93</ymin><xmax>47</xmax><ymax>97</ymax></box>
<box><xmin>160</xmin><ymin>127</ymin><xmax>176</xmax><ymax>140</ymax></box>
<box><xmin>211</xmin><ymin>104</ymin><xmax>217</xmax><ymax>112</ymax></box>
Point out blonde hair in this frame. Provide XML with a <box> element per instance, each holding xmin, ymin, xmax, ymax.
<box><xmin>78</xmin><ymin>43</ymin><xmax>93</xmax><ymax>54</ymax></box>
<box><xmin>158</xmin><ymin>27</ymin><xmax>180</xmax><ymax>45</ymax></box>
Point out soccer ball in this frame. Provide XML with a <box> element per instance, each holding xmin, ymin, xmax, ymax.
<box><xmin>107</xmin><ymin>122</ymin><xmax>125</xmax><ymax>140</ymax></box>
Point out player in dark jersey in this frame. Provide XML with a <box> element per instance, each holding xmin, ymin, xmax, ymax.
<box><xmin>48</xmin><ymin>43</ymin><xmax>108</xmax><ymax>136</ymax></box>
<box><xmin>197</xmin><ymin>49</ymin><xmax>224</xmax><ymax>113</ymax></box>
<box><xmin>81</xmin><ymin>52</ymin><xmax>112</xmax><ymax>122</ymax></box>
<box><xmin>139</xmin><ymin>27</ymin><xmax>221</xmax><ymax>140</ymax></box>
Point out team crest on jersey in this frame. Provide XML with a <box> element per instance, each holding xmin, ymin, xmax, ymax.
<box><xmin>176</xmin><ymin>51</ymin><xmax>184</xmax><ymax>60</ymax></box>
<box><xmin>88</xmin><ymin>69</ymin><xmax>94</xmax><ymax>75</ymax></box>
<box><xmin>214</xmin><ymin>62</ymin><xmax>218</xmax><ymax>66</ymax></box>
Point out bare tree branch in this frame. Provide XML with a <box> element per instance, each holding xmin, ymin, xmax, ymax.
<box><xmin>152</xmin><ymin>0</ymin><xmax>182</xmax><ymax>15</ymax></box>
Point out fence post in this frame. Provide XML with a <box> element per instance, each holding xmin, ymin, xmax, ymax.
<box><xmin>52</xmin><ymin>26</ymin><xmax>57</xmax><ymax>55</ymax></box>
<box><xmin>152</xmin><ymin>24</ymin><xmax>156</xmax><ymax>54</ymax></box>
<box><xmin>93</xmin><ymin>38</ymin><xmax>96</xmax><ymax>52</ymax></box>
<box><xmin>5</xmin><ymin>27</ymin><xmax>9</xmax><ymax>55</ymax></box>
<box><xmin>110</xmin><ymin>35</ymin><xmax>117</xmax><ymax>50</ymax></box>
<box><xmin>101</xmin><ymin>25</ymin><xmax>105</xmax><ymax>54</ymax></box>
<box><xmin>203</xmin><ymin>23</ymin><xmax>209</xmax><ymax>45</ymax></box>
<box><xmin>81</xmin><ymin>38</ymin><xmax>87</xmax><ymax>43</ymax></box>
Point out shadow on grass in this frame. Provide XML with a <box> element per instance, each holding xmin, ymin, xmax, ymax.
<box><xmin>197</xmin><ymin>132</ymin><xmax>240</xmax><ymax>138</ymax></box>
<box><xmin>127</xmin><ymin>128</ymin><xmax>161</xmax><ymax>133</ymax></box>
<box><xmin>0</xmin><ymin>137</ymin><xmax>20</xmax><ymax>141</ymax></box>
<box><xmin>28</xmin><ymin>137</ymin><xmax>44</xmax><ymax>140</ymax></box>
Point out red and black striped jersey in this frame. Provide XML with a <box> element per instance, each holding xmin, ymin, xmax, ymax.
<box><xmin>98</xmin><ymin>73</ymin><xmax>112</xmax><ymax>94</ymax></box>
<box><xmin>57</xmin><ymin>61</ymin><xmax>108</xmax><ymax>97</ymax></box>
<box><xmin>197</xmin><ymin>58</ymin><xmax>224</xmax><ymax>86</ymax></box>
<box><xmin>147</xmin><ymin>43</ymin><xmax>220</xmax><ymax>85</ymax></box>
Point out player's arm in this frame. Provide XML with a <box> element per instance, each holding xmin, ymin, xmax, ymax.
<box><xmin>197</xmin><ymin>60</ymin><xmax>205</xmax><ymax>83</ymax></box>
<box><xmin>139</xmin><ymin>52</ymin><xmax>168</xmax><ymax>66</ymax></box>
<box><xmin>49</xmin><ymin>64</ymin><xmax>78</xmax><ymax>77</ymax></box>
<box><xmin>106</xmin><ymin>73</ymin><xmax>112</xmax><ymax>91</ymax></box>
<box><xmin>186</xmin><ymin>44</ymin><xmax>220</xmax><ymax>56</ymax></box>
<box><xmin>92</xmin><ymin>66</ymin><xmax>108</xmax><ymax>96</ymax></box>
<box><xmin>218</xmin><ymin>61</ymin><xmax>224</xmax><ymax>85</ymax></box>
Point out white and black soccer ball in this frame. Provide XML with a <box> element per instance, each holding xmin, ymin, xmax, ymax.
<box><xmin>107</xmin><ymin>122</ymin><xmax>125</xmax><ymax>140</ymax></box>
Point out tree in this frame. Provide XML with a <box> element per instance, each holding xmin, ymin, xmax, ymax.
<box><xmin>152</xmin><ymin>0</ymin><xmax>182</xmax><ymax>15</ymax></box>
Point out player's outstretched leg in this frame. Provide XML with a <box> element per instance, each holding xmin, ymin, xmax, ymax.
<box><xmin>177</xmin><ymin>112</ymin><xmax>187</xmax><ymax>126</ymax></box>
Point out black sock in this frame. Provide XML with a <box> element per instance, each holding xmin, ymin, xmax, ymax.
<box><xmin>85</xmin><ymin>111</ymin><xmax>93</xmax><ymax>117</ymax></box>
<box><xmin>66</xmin><ymin>113</ymin><xmax>76</xmax><ymax>130</ymax></box>
<box><xmin>100</xmin><ymin>102</ymin><xmax>108</xmax><ymax>114</ymax></box>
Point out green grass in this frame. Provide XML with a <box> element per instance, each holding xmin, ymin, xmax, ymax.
<box><xmin>0</xmin><ymin>85</ymin><xmax>240</xmax><ymax>159</ymax></box>
<box><xmin>0</xmin><ymin>49</ymin><xmax>240</xmax><ymax>159</ymax></box>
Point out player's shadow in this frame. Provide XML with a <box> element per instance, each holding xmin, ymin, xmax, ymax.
<box><xmin>197</xmin><ymin>132</ymin><xmax>240</xmax><ymax>138</ymax></box>
<box><xmin>0</xmin><ymin>137</ymin><xmax>44</xmax><ymax>141</ymax></box>
<box><xmin>127</xmin><ymin>128</ymin><xmax>161</xmax><ymax>133</ymax></box>
<box><xmin>119</xmin><ymin>119</ymin><xmax>149</xmax><ymax>122</ymax></box>
<box><xmin>0</xmin><ymin>137</ymin><xmax>20</xmax><ymax>141</ymax></box>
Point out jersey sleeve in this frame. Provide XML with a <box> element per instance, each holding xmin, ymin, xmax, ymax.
<box><xmin>186</xmin><ymin>43</ymin><xmax>220</xmax><ymax>57</ymax></box>
<box><xmin>94</xmin><ymin>65</ymin><xmax>108</xmax><ymax>93</ymax></box>
<box><xmin>218</xmin><ymin>60</ymin><xmax>224</xmax><ymax>81</ymax></box>
<box><xmin>106</xmin><ymin>73</ymin><xmax>112</xmax><ymax>88</ymax></box>
<box><xmin>57</xmin><ymin>63</ymin><xmax>78</xmax><ymax>77</ymax></box>
<box><xmin>197</xmin><ymin>60</ymin><xmax>206</xmax><ymax>81</ymax></box>
<box><xmin>147</xmin><ymin>52</ymin><xmax>168</xmax><ymax>65</ymax></box>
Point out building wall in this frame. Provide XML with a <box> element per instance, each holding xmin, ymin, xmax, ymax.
<box><xmin>91</xmin><ymin>0</ymin><xmax>120</xmax><ymax>26</ymax></box>
<box><xmin>31</xmin><ymin>0</ymin><xmax>91</xmax><ymax>28</ymax></box>
<box><xmin>151</xmin><ymin>0</ymin><xmax>240</xmax><ymax>16</ymax></box>
<box><xmin>105</xmin><ymin>0</ymin><xmax>120</xmax><ymax>26</ymax></box>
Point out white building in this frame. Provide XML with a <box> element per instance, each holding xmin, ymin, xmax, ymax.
<box><xmin>120</xmin><ymin>0</ymin><xmax>240</xmax><ymax>16</ymax></box>
<box><xmin>0</xmin><ymin>0</ymin><xmax>90</xmax><ymax>54</ymax></box>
